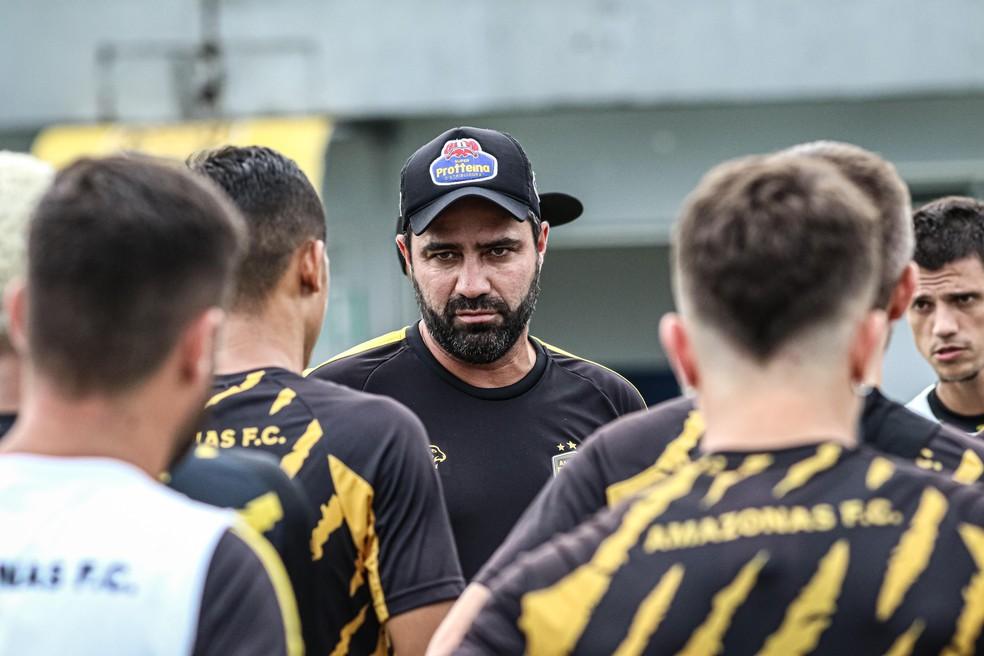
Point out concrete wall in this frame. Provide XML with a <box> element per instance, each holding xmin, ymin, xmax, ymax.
<box><xmin>4</xmin><ymin>0</ymin><xmax>984</xmax><ymax>127</ymax></box>
<box><xmin>314</xmin><ymin>95</ymin><xmax>984</xmax><ymax>403</ymax></box>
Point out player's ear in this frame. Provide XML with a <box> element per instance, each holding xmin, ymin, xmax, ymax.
<box><xmin>177</xmin><ymin>307</ymin><xmax>224</xmax><ymax>385</ymax></box>
<box><xmin>660</xmin><ymin>313</ymin><xmax>699</xmax><ymax>393</ymax></box>
<box><xmin>536</xmin><ymin>221</ymin><xmax>550</xmax><ymax>265</ymax></box>
<box><xmin>886</xmin><ymin>263</ymin><xmax>917</xmax><ymax>322</ymax></box>
<box><xmin>396</xmin><ymin>234</ymin><xmax>412</xmax><ymax>275</ymax></box>
<box><xmin>298</xmin><ymin>239</ymin><xmax>327</xmax><ymax>295</ymax></box>
<box><xmin>849</xmin><ymin>309</ymin><xmax>889</xmax><ymax>387</ymax></box>
<box><xmin>4</xmin><ymin>278</ymin><xmax>28</xmax><ymax>355</ymax></box>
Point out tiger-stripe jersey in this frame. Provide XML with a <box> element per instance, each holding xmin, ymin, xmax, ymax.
<box><xmin>475</xmin><ymin>388</ymin><xmax>984</xmax><ymax>587</ymax></box>
<box><xmin>462</xmin><ymin>443</ymin><xmax>984</xmax><ymax>655</ymax></box>
<box><xmin>199</xmin><ymin>367</ymin><xmax>464</xmax><ymax>655</ymax></box>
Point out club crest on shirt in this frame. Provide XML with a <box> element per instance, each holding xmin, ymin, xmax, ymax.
<box><xmin>552</xmin><ymin>440</ymin><xmax>579</xmax><ymax>476</ymax></box>
<box><xmin>430</xmin><ymin>444</ymin><xmax>447</xmax><ymax>468</ymax></box>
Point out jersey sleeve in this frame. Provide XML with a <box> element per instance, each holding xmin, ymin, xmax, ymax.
<box><xmin>460</xmin><ymin>499</ymin><xmax>628</xmax><ymax>655</ymax></box>
<box><xmin>190</xmin><ymin>527</ymin><xmax>302</xmax><ymax>656</ymax></box>
<box><xmin>335</xmin><ymin>396</ymin><xmax>465</xmax><ymax>620</ymax></box>
<box><xmin>473</xmin><ymin>433</ymin><xmax>611</xmax><ymax>586</ymax></box>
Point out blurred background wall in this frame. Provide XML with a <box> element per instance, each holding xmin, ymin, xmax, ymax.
<box><xmin>4</xmin><ymin>0</ymin><xmax>984</xmax><ymax>403</ymax></box>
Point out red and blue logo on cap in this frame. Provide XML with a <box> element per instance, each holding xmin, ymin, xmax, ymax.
<box><xmin>430</xmin><ymin>138</ymin><xmax>498</xmax><ymax>186</ymax></box>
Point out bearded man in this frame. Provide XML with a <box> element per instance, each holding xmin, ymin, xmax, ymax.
<box><xmin>307</xmin><ymin>126</ymin><xmax>646</xmax><ymax>578</ymax></box>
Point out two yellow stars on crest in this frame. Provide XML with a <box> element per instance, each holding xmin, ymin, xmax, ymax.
<box><xmin>556</xmin><ymin>441</ymin><xmax>578</xmax><ymax>452</ymax></box>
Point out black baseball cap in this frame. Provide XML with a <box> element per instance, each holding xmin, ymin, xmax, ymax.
<box><xmin>398</xmin><ymin>126</ymin><xmax>583</xmax><ymax>236</ymax></box>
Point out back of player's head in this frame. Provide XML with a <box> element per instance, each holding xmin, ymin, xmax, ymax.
<box><xmin>673</xmin><ymin>154</ymin><xmax>880</xmax><ymax>362</ymax></box>
<box><xmin>187</xmin><ymin>146</ymin><xmax>326</xmax><ymax>312</ymax></box>
<box><xmin>0</xmin><ymin>152</ymin><xmax>53</xmax><ymax>350</ymax></box>
<box><xmin>28</xmin><ymin>155</ymin><xmax>246</xmax><ymax>396</ymax></box>
<box><xmin>785</xmin><ymin>141</ymin><xmax>912</xmax><ymax>309</ymax></box>
<box><xmin>912</xmin><ymin>196</ymin><xmax>984</xmax><ymax>271</ymax></box>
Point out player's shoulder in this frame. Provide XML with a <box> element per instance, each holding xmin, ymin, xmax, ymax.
<box><xmin>303</xmin><ymin>327</ymin><xmax>411</xmax><ymax>387</ymax></box>
<box><xmin>533</xmin><ymin>336</ymin><xmax>646</xmax><ymax>410</ymax></box>
<box><xmin>590</xmin><ymin>396</ymin><xmax>698</xmax><ymax>453</ymax></box>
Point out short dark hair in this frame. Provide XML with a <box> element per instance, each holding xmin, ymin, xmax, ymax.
<box><xmin>786</xmin><ymin>141</ymin><xmax>912</xmax><ymax>309</ymax></box>
<box><xmin>912</xmin><ymin>196</ymin><xmax>984</xmax><ymax>271</ymax></box>
<box><xmin>188</xmin><ymin>146</ymin><xmax>326</xmax><ymax>311</ymax></box>
<box><xmin>673</xmin><ymin>154</ymin><xmax>880</xmax><ymax>361</ymax></box>
<box><xmin>28</xmin><ymin>155</ymin><xmax>247</xmax><ymax>396</ymax></box>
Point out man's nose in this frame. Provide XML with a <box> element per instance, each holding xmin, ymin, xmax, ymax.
<box><xmin>454</xmin><ymin>257</ymin><xmax>493</xmax><ymax>298</ymax></box>
<box><xmin>932</xmin><ymin>305</ymin><xmax>959</xmax><ymax>338</ymax></box>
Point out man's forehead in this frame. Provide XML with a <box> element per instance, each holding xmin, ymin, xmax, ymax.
<box><xmin>418</xmin><ymin>206</ymin><xmax>528</xmax><ymax>244</ymax></box>
<box><xmin>917</xmin><ymin>257</ymin><xmax>984</xmax><ymax>292</ymax></box>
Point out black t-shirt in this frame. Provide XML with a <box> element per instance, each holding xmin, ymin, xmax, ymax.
<box><xmin>306</xmin><ymin>323</ymin><xmax>647</xmax><ymax>578</ymax></box>
<box><xmin>199</xmin><ymin>366</ymin><xmax>464</xmax><ymax>655</ymax></box>
<box><xmin>193</xmin><ymin>529</ymin><xmax>301</xmax><ymax>656</ymax></box>
<box><xmin>463</xmin><ymin>443</ymin><xmax>984</xmax><ymax>654</ymax></box>
<box><xmin>928</xmin><ymin>388</ymin><xmax>984</xmax><ymax>434</ymax></box>
<box><xmin>476</xmin><ymin>389</ymin><xmax>984</xmax><ymax>586</ymax></box>
<box><xmin>169</xmin><ymin>446</ymin><xmax>320</xmax><ymax>654</ymax></box>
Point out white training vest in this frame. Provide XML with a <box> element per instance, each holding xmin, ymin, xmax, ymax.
<box><xmin>906</xmin><ymin>384</ymin><xmax>937</xmax><ymax>423</ymax></box>
<box><xmin>0</xmin><ymin>455</ymin><xmax>234</xmax><ymax>656</ymax></box>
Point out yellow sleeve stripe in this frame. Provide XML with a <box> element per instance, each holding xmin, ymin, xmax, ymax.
<box><xmin>280</xmin><ymin>419</ymin><xmax>325</xmax><ymax>479</ymax></box>
<box><xmin>238</xmin><ymin>492</ymin><xmax>285</xmax><ymax>535</ymax></box>
<box><xmin>206</xmin><ymin>370</ymin><xmax>266</xmax><ymax>408</ymax></box>
<box><xmin>877</xmin><ymin>487</ymin><xmax>947</xmax><ymax>620</ymax></box>
<box><xmin>330</xmin><ymin>604</ymin><xmax>369</xmax><ymax>656</ymax></box>
<box><xmin>942</xmin><ymin>524</ymin><xmax>984</xmax><ymax>655</ymax></box>
<box><xmin>605</xmin><ymin>410</ymin><xmax>704</xmax><ymax>507</ymax></box>
<box><xmin>612</xmin><ymin>564</ymin><xmax>684</xmax><ymax>656</ymax></box>
<box><xmin>310</xmin><ymin>495</ymin><xmax>344</xmax><ymax>561</ymax></box>
<box><xmin>757</xmin><ymin>539</ymin><xmax>850</xmax><ymax>656</ymax></box>
<box><xmin>772</xmin><ymin>443</ymin><xmax>841</xmax><ymax>498</ymax></box>
<box><xmin>329</xmin><ymin>454</ymin><xmax>389</xmax><ymax>622</ymax></box>
<box><xmin>304</xmin><ymin>327</ymin><xmax>409</xmax><ymax>376</ymax></box>
<box><xmin>230</xmin><ymin>521</ymin><xmax>303</xmax><ymax>656</ymax></box>
<box><xmin>531</xmin><ymin>336</ymin><xmax>647</xmax><ymax>406</ymax></box>
<box><xmin>953</xmin><ymin>449</ymin><xmax>984</xmax><ymax>485</ymax></box>
<box><xmin>518</xmin><ymin>463</ymin><xmax>703</xmax><ymax>656</ymax></box>
<box><xmin>865</xmin><ymin>457</ymin><xmax>895</xmax><ymax>491</ymax></box>
<box><xmin>886</xmin><ymin>620</ymin><xmax>925</xmax><ymax>656</ymax></box>
<box><xmin>270</xmin><ymin>388</ymin><xmax>297</xmax><ymax>416</ymax></box>
<box><xmin>678</xmin><ymin>552</ymin><xmax>768</xmax><ymax>656</ymax></box>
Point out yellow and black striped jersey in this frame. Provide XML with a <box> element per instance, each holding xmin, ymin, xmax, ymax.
<box><xmin>306</xmin><ymin>323</ymin><xmax>646</xmax><ymax>579</ymax></box>
<box><xmin>199</xmin><ymin>367</ymin><xmax>464</xmax><ymax>655</ymax></box>
<box><xmin>463</xmin><ymin>442</ymin><xmax>984</xmax><ymax>655</ymax></box>
<box><xmin>475</xmin><ymin>389</ymin><xmax>984</xmax><ymax>588</ymax></box>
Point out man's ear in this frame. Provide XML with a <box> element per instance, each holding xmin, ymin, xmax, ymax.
<box><xmin>177</xmin><ymin>308</ymin><xmax>224</xmax><ymax>385</ymax></box>
<box><xmin>396</xmin><ymin>234</ymin><xmax>412</xmax><ymax>275</ymax></box>
<box><xmin>850</xmin><ymin>309</ymin><xmax>889</xmax><ymax>386</ymax></box>
<box><xmin>298</xmin><ymin>239</ymin><xmax>327</xmax><ymax>295</ymax></box>
<box><xmin>536</xmin><ymin>222</ymin><xmax>550</xmax><ymax>266</ymax></box>
<box><xmin>4</xmin><ymin>278</ymin><xmax>28</xmax><ymax>355</ymax></box>
<box><xmin>659</xmin><ymin>313</ymin><xmax>699</xmax><ymax>393</ymax></box>
<box><xmin>886</xmin><ymin>263</ymin><xmax>917</xmax><ymax>322</ymax></box>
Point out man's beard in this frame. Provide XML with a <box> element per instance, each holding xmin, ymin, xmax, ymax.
<box><xmin>413</xmin><ymin>266</ymin><xmax>541</xmax><ymax>365</ymax></box>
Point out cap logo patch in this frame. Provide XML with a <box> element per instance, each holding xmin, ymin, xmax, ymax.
<box><xmin>430</xmin><ymin>138</ymin><xmax>498</xmax><ymax>186</ymax></box>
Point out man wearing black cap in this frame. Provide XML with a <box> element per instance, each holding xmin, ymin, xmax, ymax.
<box><xmin>307</xmin><ymin>127</ymin><xmax>646</xmax><ymax>579</ymax></box>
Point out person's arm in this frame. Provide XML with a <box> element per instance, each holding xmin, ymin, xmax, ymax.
<box><xmin>190</xmin><ymin>525</ymin><xmax>302</xmax><ymax>656</ymax></box>
<box><xmin>346</xmin><ymin>398</ymin><xmax>465</xmax><ymax>654</ymax></box>
<box><xmin>427</xmin><ymin>437</ymin><xmax>611</xmax><ymax>655</ymax></box>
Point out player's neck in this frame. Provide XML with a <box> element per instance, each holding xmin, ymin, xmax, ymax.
<box><xmin>216</xmin><ymin>301</ymin><xmax>309</xmax><ymax>375</ymax></box>
<box><xmin>935</xmin><ymin>376</ymin><xmax>984</xmax><ymax>416</ymax></box>
<box><xmin>699</xmin><ymin>383</ymin><xmax>860</xmax><ymax>454</ymax></box>
<box><xmin>0</xmin><ymin>379</ymin><xmax>172</xmax><ymax>477</ymax></box>
<box><xmin>0</xmin><ymin>352</ymin><xmax>21</xmax><ymax>414</ymax></box>
<box><xmin>418</xmin><ymin>320</ymin><xmax>537</xmax><ymax>388</ymax></box>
